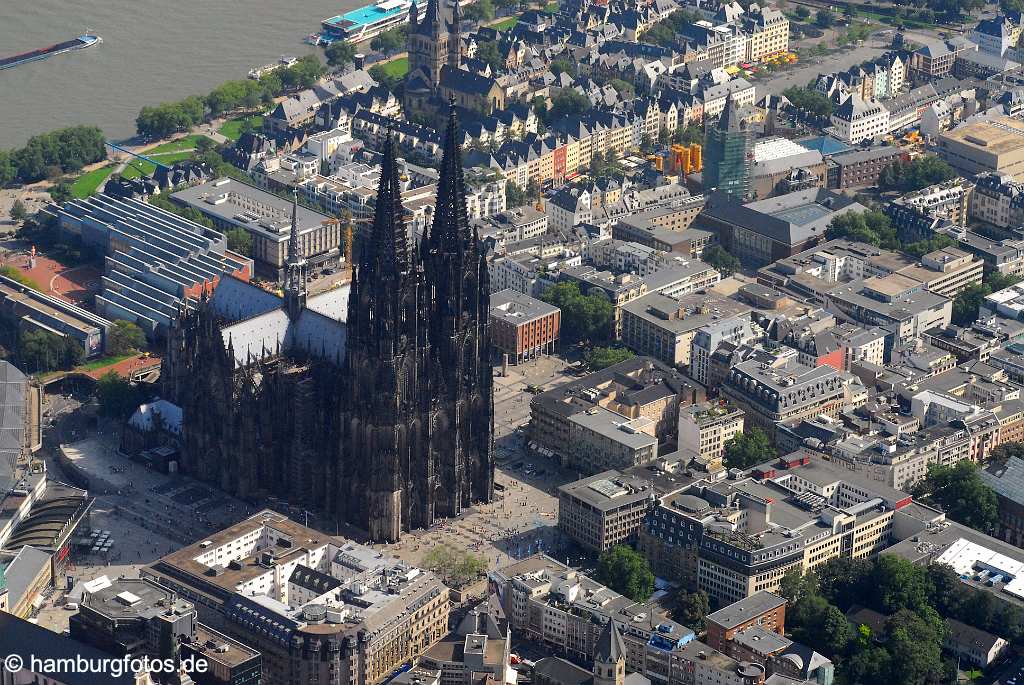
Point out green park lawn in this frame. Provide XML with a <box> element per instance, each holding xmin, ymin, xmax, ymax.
<box><xmin>491</xmin><ymin>17</ymin><xmax>518</xmax><ymax>30</ymax></box>
<box><xmin>219</xmin><ymin>115</ymin><xmax>264</xmax><ymax>141</ymax></box>
<box><xmin>77</xmin><ymin>353</ymin><xmax>135</xmax><ymax>372</ymax></box>
<box><xmin>378</xmin><ymin>56</ymin><xmax>409</xmax><ymax>80</ymax></box>
<box><xmin>70</xmin><ymin>165</ymin><xmax>116</xmax><ymax>199</ymax></box>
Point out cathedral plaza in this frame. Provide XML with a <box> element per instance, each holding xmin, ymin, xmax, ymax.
<box><xmin>373</xmin><ymin>353</ymin><xmax>582</xmax><ymax>574</ymax></box>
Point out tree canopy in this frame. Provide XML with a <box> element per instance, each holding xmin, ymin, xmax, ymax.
<box><xmin>903</xmin><ymin>234</ymin><xmax>957</xmax><ymax>258</ymax></box>
<box><xmin>952</xmin><ymin>271</ymin><xmax>1021</xmax><ymax>326</ymax></box>
<box><xmin>0</xmin><ymin>126</ymin><xmax>107</xmax><ymax>186</ymax></box>
<box><xmin>595</xmin><ymin>545</ymin><xmax>655</xmax><ymax>602</ymax></box>
<box><xmin>96</xmin><ymin>371</ymin><xmax>148</xmax><ymax>419</ymax></box>
<box><xmin>421</xmin><ymin>547</ymin><xmax>488</xmax><ymax>589</ymax></box>
<box><xmin>723</xmin><ymin>427</ymin><xmax>774</xmax><ymax>470</ymax></box>
<box><xmin>225</xmin><ymin>227</ymin><xmax>253</xmax><ymax>256</ymax></box>
<box><xmin>540</xmin><ymin>281</ymin><xmax>614</xmax><ymax>346</ymax></box>
<box><xmin>324</xmin><ymin>41</ymin><xmax>357</xmax><ymax>67</ymax></box>
<box><xmin>703</xmin><ymin>245</ymin><xmax>741</xmax><ymax>276</ymax></box>
<box><xmin>782</xmin><ymin>87</ymin><xmax>832</xmax><ymax>117</ymax></box>
<box><xmin>548</xmin><ymin>89</ymin><xmax>591</xmax><ymax>121</ymax></box>
<box><xmin>18</xmin><ymin>328</ymin><xmax>84</xmax><ymax>374</ymax></box>
<box><xmin>912</xmin><ymin>462</ymin><xmax>999</xmax><ymax>535</ymax></box>
<box><xmin>879</xmin><ymin>155</ymin><xmax>955</xmax><ymax>192</ymax></box>
<box><xmin>107</xmin><ymin>320</ymin><xmax>147</xmax><ymax>356</ymax></box>
<box><xmin>825</xmin><ymin>210</ymin><xmax>899</xmax><ymax>250</ymax></box>
<box><xmin>584</xmin><ymin>346</ymin><xmax>635</xmax><ymax>371</ymax></box>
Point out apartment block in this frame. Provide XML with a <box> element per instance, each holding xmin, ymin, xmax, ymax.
<box><xmin>558</xmin><ymin>471</ymin><xmax>656</xmax><ymax>553</ymax></box>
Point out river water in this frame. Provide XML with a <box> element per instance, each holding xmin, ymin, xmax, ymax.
<box><xmin>0</xmin><ymin>0</ymin><xmax>362</xmax><ymax>149</ymax></box>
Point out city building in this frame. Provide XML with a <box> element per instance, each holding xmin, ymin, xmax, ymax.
<box><xmin>171</xmin><ymin>177</ymin><xmax>343</xmax><ymax>282</ymax></box>
<box><xmin>677</xmin><ymin>402</ymin><xmax>744</xmax><ymax>467</ymax></box>
<box><xmin>639</xmin><ymin>454</ymin><xmax>908</xmax><ymax>604</ymax></box>
<box><xmin>823</xmin><ymin>276</ymin><xmax>953</xmax><ymax>345</ymax></box>
<box><xmin>936</xmin><ymin>116</ymin><xmax>1024</xmax><ymax>179</ymax></box>
<box><xmin>144</xmin><ymin>510</ymin><xmax>450</xmax><ymax>685</ymax></box>
<box><xmin>620</xmin><ymin>292</ymin><xmax>753</xmax><ymax>369</ymax></box>
<box><xmin>57</xmin><ymin>194</ymin><xmax>252</xmax><ymax>337</ymax></box>
<box><xmin>566</xmin><ymin>406</ymin><xmax>660</xmax><ymax>474</ymax></box>
<box><xmin>415</xmin><ymin>596</ymin><xmax>513</xmax><ymax>685</ymax></box>
<box><xmin>981</xmin><ymin>456</ymin><xmax>1024</xmax><ymax>549</ymax></box>
<box><xmin>830</xmin><ymin>95</ymin><xmax>888</xmax><ymax>144</ymax></box>
<box><xmin>530</xmin><ymin>357</ymin><xmax>699</xmax><ymax>460</ymax></box>
<box><xmin>0</xmin><ymin>273</ymin><xmax>109</xmax><ymax>357</ymax></box>
<box><xmin>489</xmin><ymin>289</ymin><xmax>560</xmax><ymax>364</ymax></box>
<box><xmin>700</xmin><ymin>189</ymin><xmax>867</xmax><ymax>268</ymax></box>
<box><xmin>490</xmin><ymin>554</ymin><xmax>693</xmax><ymax>670</ymax></box>
<box><xmin>706</xmin><ymin>592</ymin><xmax>787</xmax><ymax>652</ymax></box>
<box><xmin>721</xmin><ymin>355</ymin><xmax>850</xmax><ymax>435</ymax></box>
<box><xmin>558</xmin><ymin>471</ymin><xmax>656</xmax><ymax>553</ymax></box>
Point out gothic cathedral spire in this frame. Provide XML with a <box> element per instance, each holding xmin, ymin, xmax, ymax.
<box><xmin>284</xmin><ymin>188</ymin><xmax>307</xmax><ymax>319</ymax></box>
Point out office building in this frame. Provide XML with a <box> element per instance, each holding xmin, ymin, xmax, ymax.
<box><xmin>639</xmin><ymin>455</ymin><xmax>907</xmax><ymax>604</ymax></box>
<box><xmin>937</xmin><ymin>116</ymin><xmax>1024</xmax><ymax>179</ymax></box>
<box><xmin>172</xmin><ymin>178</ymin><xmax>343</xmax><ymax>282</ymax></box>
<box><xmin>489</xmin><ymin>289</ymin><xmax>560</xmax><ymax>364</ymax></box>
<box><xmin>558</xmin><ymin>471</ymin><xmax>656</xmax><ymax>553</ymax></box>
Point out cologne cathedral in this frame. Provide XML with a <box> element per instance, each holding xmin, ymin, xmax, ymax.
<box><xmin>161</xmin><ymin>107</ymin><xmax>494</xmax><ymax>542</ymax></box>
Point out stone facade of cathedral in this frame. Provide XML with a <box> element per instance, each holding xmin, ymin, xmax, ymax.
<box><xmin>161</xmin><ymin>107</ymin><xmax>493</xmax><ymax>542</ymax></box>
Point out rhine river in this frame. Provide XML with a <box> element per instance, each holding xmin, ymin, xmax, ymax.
<box><xmin>0</xmin><ymin>0</ymin><xmax>363</xmax><ymax>149</ymax></box>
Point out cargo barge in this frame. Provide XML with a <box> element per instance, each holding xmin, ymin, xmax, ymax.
<box><xmin>0</xmin><ymin>35</ymin><xmax>102</xmax><ymax>71</ymax></box>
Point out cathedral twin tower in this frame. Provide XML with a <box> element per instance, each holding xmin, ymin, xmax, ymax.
<box><xmin>343</xmin><ymin>107</ymin><xmax>494</xmax><ymax>541</ymax></box>
<box><xmin>163</xmin><ymin>107</ymin><xmax>494</xmax><ymax>543</ymax></box>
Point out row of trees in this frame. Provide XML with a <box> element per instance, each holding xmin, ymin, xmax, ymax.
<box><xmin>703</xmin><ymin>245</ymin><xmax>741</xmax><ymax>276</ymax></box>
<box><xmin>136</xmin><ymin>56</ymin><xmax>325</xmax><ymax>139</ymax></box>
<box><xmin>0</xmin><ymin>126</ymin><xmax>107</xmax><ymax>186</ymax></box>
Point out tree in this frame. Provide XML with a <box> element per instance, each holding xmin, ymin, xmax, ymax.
<box><xmin>18</xmin><ymin>328</ymin><xmax>84</xmax><ymax>373</ymax></box>
<box><xmin>870</xmin><ymin>554</ymin><xmax>934</xmax><ymax>615</ymax></box>
<box><xmin>325</xmin><ymin>41</ymin><xmax>357</xmax><ymax>67</ymax></box>
<box><xmin>884</xmin><ymin>608</ymin><xmax>947</xmax><ymax>685</ymax></box>
<box><xmin>9</xmin><ymin>200</ymin><xmax>26</xmax><ymax>223</ymax></box>
<box><xmin>541</xmin><ymin>281</ymin><xmax>614</xmax><ymax>345</ymax></box>
<box><xmin>476</xmin><ymin>41</ymin><xmax>505</xmax><ymax>72</ymax></box>
<box><xmin>96</xmin><ymin>371</ymin><xmax>147</xmax><ymax>419</ymax></box>
<box><xmin>225</xmin><ymin>227</ymin><xmax>253</xmax><ymax>256</ymax></box>
<box><xmin>794</xmin><ymin>5</ymin><xmax>811</xmax><ymax>20</ymax></box>
<box><xmin>585</xmin><ymin>346</ymin><xmax>635</xmax><ymax>370</ymax></box>
<box><xmin>422</xmin><ymin>547</ymin><xmax>488</xmax><ymax>588</ymax></box>
<box><xmin>782</xmin><ymin>87</ymin><xmax>833</xmax><ymax>117</ymax></box>
<box><xmin>912</xmin><ymin>462</ymin><xmax>1000</xmax><ymax>535</ymax></box>
<box><xmin>465</xmin><ymin>0</ymin><xmax>496</xmax><ymax>21</ymax></box>
<box><xmin>815</xmin><ymin>556</ymin><xmax>873</xmax><ymax>611</ymax></box>
<box><xmin>549</xmin><ymin>58</ymin><xmax>577</xmax><ymax>78</ymax></box>
<box><xmin>607</xmin><ymin>79</ymin><xmax>635</xmax><ymax>100</ymax></box>
<box><xmin>879</xmin><ymin>155</ymin><xmax>955</xmax><ymax>192</ymax></box>
<box><xmin>703</xmin><ymin>245</ymin><xmax>741</xmax><ymax>276</ymax></box>
<box><xmin>49</xmin><ymin>183</ymin><xmax>73</xmax><ymax>204</ymax></box>
<box><xmin>505</xmin><ymin>182</ymin><xmax>528</xmax><ymax>208</ymax></box>
<box><xmin>673</xmin><ymin>590</ymin><xmax>711</xmax><ymax>630</ymax></box>
<box><xmin>370</xmin><ymin>26</ymin><xmax>408</xmax><ymax>54</ymax></box>
<box><xmin>595</xmin><ymin>545</ymin><xmax>655</xmax><ymax>602</ymax></box>
<box><xmin>814</xmin><ymin>8</ymin><xmax>835</xmax><ymax>26</ymax></box>
<box><xmin>548</xmin><ymin>90</ymin><xmax>591</xmax><ymax>120</ymax></box>
<box><xmin>790</xmin><ymin>593</ymin><xmax>854</xmax><ymax>657</ymax></box>
<box><xmin>903</xmin><ymin>234</ymin><xmax>956</xmax><ymax>258</ymax></box>
<box><xmin>107</xmin><ymin>320</ymin><xmax>147</xmax><ymax>356</ymax></box>
<box><xmin>825</xmin><ymin>210</ymin><xmax>898</xmax><ymax>249</ymax></box>
<box><xmin>992</xmin><ymin>440</ymin><xmax>1024</xmax><ymax>462</ymax></box>
<box><xmin>953</xmin><ymin>281</ymin><xmax>991</xmax><ymax>326</ymax></box>
<box><xmin>723</xmin><ymin>428</ymin><xmax>774</xmax><ymax>470</ymax></box>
